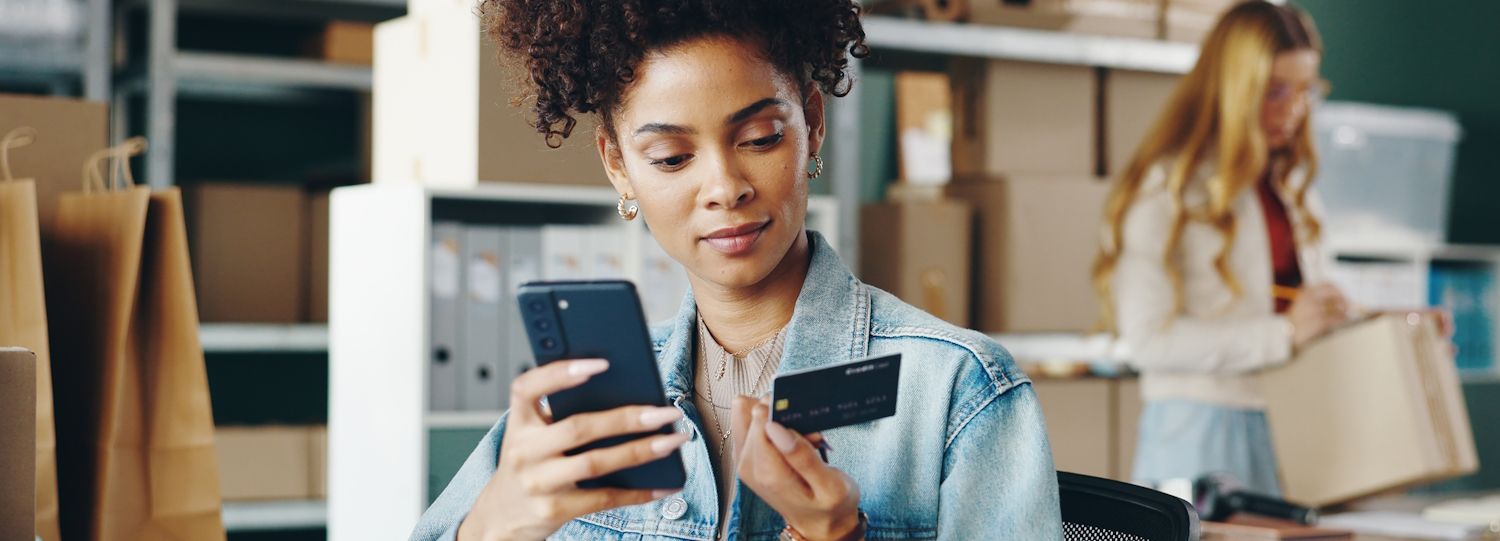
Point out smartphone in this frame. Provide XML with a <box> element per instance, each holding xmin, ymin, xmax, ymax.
<box><xmin>515</xmin><ymin>280</ymin><xmax>686</xmax><ymax>490</ymax></box>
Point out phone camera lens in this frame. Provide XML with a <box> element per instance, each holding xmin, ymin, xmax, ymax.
<box><xmin>478</xmin><ymin>366</ymin><xmax>491</xmax><ymax>380</ymax></box>
<box><xmin>541</xmin><ymin>337</ymin><xmax>557</xmax><ymax>350</ymax></box>
<box><xmin>529</xmin><ymin>301</ymin><xmax>546</xmax><ymax>313</ymax></box>
<box><xmin>434</xmin><ymin>348</ymin><xmax>450</xmax><ymax>363</ymax></box>
<box><xmin>534</xmin><ymin>319</ymin><xmax>551</xmax><ymax>331</ymax></box>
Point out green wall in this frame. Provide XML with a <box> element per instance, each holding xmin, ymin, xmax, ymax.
<box><xmin>1299</xmin><ymin>0</ymin><xmax>1500</xmax><ymax>244</ymax></box>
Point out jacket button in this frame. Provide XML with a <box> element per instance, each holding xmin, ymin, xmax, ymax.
<box><xmin>661</xmin><ymin>497</ymin><xmax>688</xmax><ymax>520</ymax></box>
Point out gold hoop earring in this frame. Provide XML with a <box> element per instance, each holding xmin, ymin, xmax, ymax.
<box><xmin>617</xmin><ymin>195</ymin><xmax>639</xmax><ymax>221</ymax></box>
<box><xmin>808</xmin><ymin>153</ymin><xmax>824</xmax><ymax>180</ymax></box>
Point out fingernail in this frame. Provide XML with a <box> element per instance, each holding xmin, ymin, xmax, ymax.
<box><xmin>764</xmin><ymin>421</ymin><xmax>797</xmax><ymax>453</ymax></box>
<box><xmin>568</xmin><ymin>359</ymin><xmax>609</xmax><ymax>377</ymax></box>
<box><xmin>651</xmin><ymin>432</ymin><xmax>689</xmax><ymax>456</ymax></box>
<box><xmin>639</xmin><ymin>407</ymin><xmax>683</xmax><ymax>427</ymax></box>
<box><xmin>651</xmin><ymin>489</ymin><xmax>677</xmax><ymax>499</ymax></box>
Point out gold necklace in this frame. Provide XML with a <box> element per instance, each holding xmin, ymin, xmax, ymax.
<box><xmin>700</xmin><ymin>320</ymin><xmax>782</xmax><ymax>465</ymax></box>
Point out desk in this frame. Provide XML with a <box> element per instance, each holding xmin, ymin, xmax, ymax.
<box><xmin>1326</xmin><ymin>491</ymin><xmax>1500</xmax><ymax>541</ymax></box>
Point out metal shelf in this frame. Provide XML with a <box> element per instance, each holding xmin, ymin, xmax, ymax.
<box><xmin>175</xmin><ymin>51</ymin><xmax>373</xmax><ymax>91</ymax></box>
<box><xmin>200</xmin><ymin>323</ymin><xmax>329</xmax><ymax>353</ymax></box>
<box><xmin>123</xmin><ymin>0</ymin><xmax>404</xmax><ymax>22</ymax></box>
<box><xmin>222</xmin><ymin>499</ymin><xmax>326</xmax><ymax>532</ymax></box>
<box><xmin>861</xmin><ymin>15</ymin><xmax>1200</xmax><ymax>74</ymax></box>
<box><xmin>426</xmin><ymin>411</ymin><xmax>504</xmax><ymax>430</ymax></box>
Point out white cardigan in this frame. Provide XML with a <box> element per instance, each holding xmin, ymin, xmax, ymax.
<box><xmin>1112</xmin><ymin>157</ymin><xmax>1327</xmax><ymax>409</ymax></box>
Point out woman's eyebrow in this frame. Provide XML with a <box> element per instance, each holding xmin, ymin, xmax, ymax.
<box><xmin>726</xmin><ymin>97</ymin><xmax>789</xmax><ymax>125</ymax></box>
<box><xmin>634</xmin><ymin>123</ymin><xmax>695</xmax><ymax>137</ymax></box>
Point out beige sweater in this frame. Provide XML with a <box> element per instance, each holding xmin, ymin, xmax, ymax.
<box><xmin>1112</xmin><ymin>157</ymin><xmax>1328</xmax><ymax>409</ymax></box>
<box><xmin>692</xmin><ymin>317</ymin><xmax>788</xmax><ymax>540</ymax></box>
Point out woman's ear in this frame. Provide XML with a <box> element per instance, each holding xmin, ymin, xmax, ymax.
<box><xmin>802</xmin><ymin>86</ymin><xmax>827</xmax><ymax>156</ymax></box>
<box><xmin>596</xmin><ymin>125</ymin><xmax>634</xmax><ymax>198</ymax></box>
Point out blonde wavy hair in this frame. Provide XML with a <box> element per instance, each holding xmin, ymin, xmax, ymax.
<box><xmin>1093</xmin><ymin>0</ymin><xmax>1324</xmax><ymax>332</ymax></box>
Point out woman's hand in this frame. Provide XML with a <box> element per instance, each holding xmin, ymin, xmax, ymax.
<box><xmin>731</xmin><ymin>396</ymin><xmax>863</xmax><ymax>541</ymax></box>
<box><xmin>1287</xmin><ymin>282</ymin><xmax>1351</xmax><ymax>349</ymax></box>
<box><xmin>458</xmin><ymin>359</ymin><xmax>689</xmax><ymax>541</ymax></box>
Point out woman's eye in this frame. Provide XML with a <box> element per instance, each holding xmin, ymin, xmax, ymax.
<box><xmin>742</xmin><ymin>132</ymin><xmax>784</xmax><ymax>149</ymax></box>
<box><xmin>649</xmin><ymin>154</ymin><xmax>691</xmax><ymax>170</ymax></box>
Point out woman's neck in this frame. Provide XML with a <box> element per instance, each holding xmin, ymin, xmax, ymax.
<box><xmin>692</xmin><ymin>231</ymin><xmax>811</xmax><ymax>355</ymax></box>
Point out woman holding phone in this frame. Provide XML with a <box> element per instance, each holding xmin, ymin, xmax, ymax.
<box><xmin>410</xmin><ymin>2</ymin><xmax>1060</xmax><ymax>540</ymax></box>
<box><xmin>1092</xmin><ymin>1</ymin><xmax>1348</xmax><ymax>496</ymax></box>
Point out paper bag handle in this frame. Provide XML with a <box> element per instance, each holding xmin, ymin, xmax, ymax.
<box><xmin>83</xmin><ymin>137</ymin><xmax>149</xmax><ymax>193</ymax></box>
<box><xmin>1</xmin><ymin>126</ymin><xmax>38</xmax><ymax>183</ymax></box>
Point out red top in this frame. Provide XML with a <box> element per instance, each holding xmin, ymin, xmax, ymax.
<box><xmin>1257</xmin><ymin>173</ymin><xmax>1303</xmax><ymax>313</ymax></box>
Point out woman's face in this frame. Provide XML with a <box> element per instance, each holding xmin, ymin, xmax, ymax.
<box><xmin>1261</xmin><ymin>48</ymin><xmax>1322</xmax><ymax>150</ymax></box>
<box><xmin>598</xmin><ymin>36</ymin><xmax>824</xmax><ymax>290</ymax></box>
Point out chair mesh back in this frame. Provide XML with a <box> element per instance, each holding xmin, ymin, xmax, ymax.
<box><xmin>1058</xmin><ymin>472</ymin><xmax>1200</xmax><ymax>541</ymax></box>
<box><xmin>1064</xmin><ymin>522</ymin><xmax>1150</xmax><ymax>541</ymax></box>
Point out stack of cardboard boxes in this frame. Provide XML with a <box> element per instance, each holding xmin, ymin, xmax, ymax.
<box><xmin>372</xmin><ymin>3</ymin><xmax>606</xmax><ymax>188</ymax></box>
<box><xmin>863</xmin><ymin>60</ymin><xmax>1181</xmax><ymax>480</ymax></box>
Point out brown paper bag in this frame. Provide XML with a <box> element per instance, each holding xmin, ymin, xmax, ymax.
<box><xmin>0</xmin><ymin>128</ymin><xmax>62</xmax><ymax>541</ymax></box>
<box><xmin>46</xmin><ymin>139</ymin><xmax>226</xmax><ymax>541</ymax></box>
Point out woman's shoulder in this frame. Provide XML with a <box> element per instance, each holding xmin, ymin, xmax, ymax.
<box><xmin>863</xmin><ymin>284</ymin><xmax>1030</xmax><ymax>397</ymax></box>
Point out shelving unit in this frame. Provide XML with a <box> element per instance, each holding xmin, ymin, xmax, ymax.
<box><xmin>222</xmin><ymin>499</ymin><xmax>327</xmax><ymax>532</ymax></box>
<box><xmin>0</xmin><ymin>0</ymin><xmax>111</xmax><ymax>99</ymax></box>
<box><xmin>112</xmin><ymin>0</ymin><xmax>404</xmax><ymax>188</ymax></box>
<box><xmin>328</xmin><ymin>181</ymin><xmax>839</xmax><ymax>540</ymax></box>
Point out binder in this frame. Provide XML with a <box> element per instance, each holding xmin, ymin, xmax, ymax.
<box><xmin>589</xmin><ymin>226</ymin><xmax>629</xmax><ymax>280</ymax></box>
<box><xmin>428</xmin><ymin>222</ymin><xmax>464</xmax><ymax>411</ymax></box>
<box><xmin>640</xmin><ymin>232</ymin><xmax>689</xmax><ymax>324</ymax></box>
<box><xmin>506</xmin><ymin>228</ymin><xmax>543</xmax><ymax>375</ymax></box>
<box><xmin>542</xmin><ymin>225</ymin><xmax>590</xmax><ymax>280</ymax></box>
<box><xmin>461</xmin><ymin>226</ymin><xmax>508</xmax><ymax>411</ymax></box>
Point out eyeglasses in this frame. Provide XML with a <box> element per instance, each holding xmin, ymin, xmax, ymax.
<box><xmin>1265</xmin><ymin>79</ymin><xmax>1331</xmax><ymax>108</ymax></box>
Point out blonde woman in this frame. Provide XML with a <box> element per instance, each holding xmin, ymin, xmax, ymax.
<box><xmin>1093</xmin><ymin>1</ymin><xmax>1349</xmax><ymax>496</ymax></box>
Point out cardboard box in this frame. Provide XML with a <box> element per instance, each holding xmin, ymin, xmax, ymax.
<box><xmin>311</xmin><ymin>21</ymin><xmax>375</xmax><ymax>65</ymax></box>
<box><xmin>308</xmin><ymin>190</ymin><xmax>331</xmax><ymax>322</ymax></box>
<box><xmin>944</xmin><ymin>175</ymin><xmax>1109</xmax><ymax>332</ymax></box>
<box><xmin>859</xmin><ymin>199</ymin><xmax>973</xmax><ymax>327</ymax></box>
<box><xmin>1260</xmin><ymin>313</ymin><xmax>1478</xmax><ymax>507</ymax></box>
<box><xmin>189</xmin><ymin>182</ymin><xmax>308</xmax><ymax>323</ymax></box>
<box><xmin>969</xmin><ymin>0</ymin><xmax>1161</xmax><ymax>40</ymax></box>
<box><xmin>309</xmin><ymin>426</ymin><xmax>327</xmax><ymax>499</ymax></box>
<box><xmin>373</xmin><ymin>9</ymin><xmax>605</xmax><ymax>188</ymax></box>
<box><xmin>1104</xmin><ymin>69</ymin><xmax>1182</xmax><ymax>176</ymax></box>
<box><xmin>1163</xmin><ymin>0</ymin><xmax>1237</xmax><ymax>43</ymax></box>
<box><xmin>1032</xmin><ymin>377</ymin><xmax>1113</xmax><ymax>478</ymax></box>
<box><xmin>215</xmin><ymin>425</ymin><xmax>327</xmax><ymax>501</ymax></box>
<box><xmin>0</xmin><ymin>94</ymin><xmax>108</xmax><ymax>234</ymax></box>
<box><xmin>0</xmin><ymin>349</ymin><xmax>36</xmax><ymax>540</ymax></box>
<box><xmin>894</xmin><ymin>72</ymin><xmax>953</xmax><ymax>185</ymax></box>
<box><xmin>950</xmin><ymin>59</ymin><xmax>1098</xmax><ymax>177</ymax></box>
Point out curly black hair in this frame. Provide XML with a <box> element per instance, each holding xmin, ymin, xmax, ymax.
<box><xmin>480</xmin><ymin>0</ymin><xmax>869</xmax><ymax>148</ymax></box>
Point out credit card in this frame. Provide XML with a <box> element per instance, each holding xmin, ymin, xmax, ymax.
<box><xmin>771</xmin><ymin>353</ymin><xmax>901</xmax><ymax>434</ymax></box>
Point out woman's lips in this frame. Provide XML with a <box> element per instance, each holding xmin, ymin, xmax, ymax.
<box><xmin>702</xmin><ymin>221</ymin><xmax>769</xmax><ymax>256</ymax></box>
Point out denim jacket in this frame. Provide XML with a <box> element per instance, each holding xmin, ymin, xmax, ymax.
<box><xmin>411</xmin><ymin>231</ymin><xmax>1061</xmax><ymax>540</ymax></box>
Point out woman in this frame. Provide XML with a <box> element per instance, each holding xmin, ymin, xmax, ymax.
<box><xmin>1093</xmin><ymin>1</ymin><xmax>1348</xmax><ymax>496</ymax></box>
<box><xmin>411</xmin><ymin>2</ymin><xmax>1060</xmax><ymax>540</ymax></box>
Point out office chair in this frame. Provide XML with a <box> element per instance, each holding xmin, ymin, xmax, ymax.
<box><xmin>1059</xmin><ymin>471</ymin><xmax>1201</xmax><ymax>541</ymax></box>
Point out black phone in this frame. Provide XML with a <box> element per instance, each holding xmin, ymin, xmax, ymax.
<box><xmin>515</xmin><ymin>280</ymin><xmax>686</xmax><ymax>490</ymax></box>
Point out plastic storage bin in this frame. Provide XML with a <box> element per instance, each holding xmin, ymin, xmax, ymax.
<box><xmin>1313</xmin><ymin>102</ymin><xmax>1462</xmax><ymax>245</ymax></box>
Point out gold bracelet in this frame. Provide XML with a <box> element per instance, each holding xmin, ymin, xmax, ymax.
<box><xmin>779</xmin><ymin>511</ymin><xmax>867</xmax><ymax>541</ymax></box>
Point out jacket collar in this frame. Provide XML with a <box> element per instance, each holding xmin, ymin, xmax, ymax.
<box><xmin>658</xmin><ymin>230</ymin><xmax>870</xmax><ymax>402</ymax></box>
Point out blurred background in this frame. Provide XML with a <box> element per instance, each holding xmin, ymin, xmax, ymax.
<box><xmin>1</xmin><ymin>0</ymin><xmax>1497</xmax><ymax>539</ymax></box>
